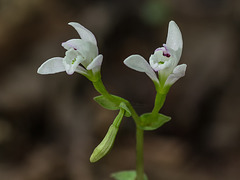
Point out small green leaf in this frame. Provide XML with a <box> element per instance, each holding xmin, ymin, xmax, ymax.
<box><xmin>111</xmin><ymin>170</ymin><xmax>148</xmax><ymax>180</ymax></box>
<box><xmin>94</xmin><ymin>96</ymin><xmax>131</xmax><ymax>117</ymax></box>
<box><xmin>139</xmin><ymin>113</ymin><xmax>171</xmax><ymax>130</ymax></box>
<box><xmin>119</xmin><ymin>102</ymin><xmax>131</xmax><ymax>117</ymax></box>
<box><xmin>94</xmin><ymin>95</ymin><xmax>128</xmax><ymax>110</ymax></box>
<box><xmin>94</xmin><ymin>95</ymin><xmax>119</xmax><ymax>110</ymax></box>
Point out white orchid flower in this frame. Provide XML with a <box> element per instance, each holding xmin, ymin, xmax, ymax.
<box><xmin>37</xmin><ymin>22</ymin><xmax>103</xmax><ymax>77</ymax></box>
<box><xmin>124</xmin><ymin>21</ymin><xmax>187</xmax><ymax>90</ymax></box>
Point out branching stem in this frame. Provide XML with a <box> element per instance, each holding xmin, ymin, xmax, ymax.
<box><xmin>92</xmin><ymin>78</ymin><xmax>145</xmax><ymax>180</ymax></box>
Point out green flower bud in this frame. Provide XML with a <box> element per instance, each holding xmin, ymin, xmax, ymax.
<box><xmin>90</xmin><ymin>108</ymin><xmax>124</xmax><ymax>163</ymax></box>
<box><xmin>90</xmin><ymin>124</ymin><xmax>118</xmax><ymax>163</ymax></box>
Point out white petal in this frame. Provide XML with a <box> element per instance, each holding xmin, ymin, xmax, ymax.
<box><xmin>62</xmin><ymin>39</ymin><xmax>98</xmax><ymax>56</ymax></box>
<box><xmin>124</xmin><ymin>55</ymin><xmax>152</xmax><ymax>72</ymax></box>
<box><xmin>75</xmin><ymin>66</ymin><xmax>88</xmax><ymax>75</ymax></box>
<box><xmin>166</xmin><ymin>21</ymin><xmax>183</xmax><ymax>61</ymax></box>
<box><xmin>87</xmin><ymin>54</ymin><xmax>103</xmax><ymax>72</ymax></box>
<box><xmin>124</xmin><ymin>55</ymin><xmax>158</xmax><ymax>82</ymax></box>
<box><xmin>68</xmin><ymin>22</ymin><xmax>97</xmax><ymax>45</ymax></box>
<box><xmin>62</xmin><ymin>39</ymin><xmax>98</xmax><ymax>65</ymax></box>
<box><xmin>62</xmin><ymin>39</ymin><xmax>83</xmax><ymax>50</ymax></box>
<box><xmin>165</xmin><ymin>64</ymin><xmax>187</xmax><ymax>86</ymax></box>
<box><xmin>37</xmin><ymin>57</ymin><xmax>65</xmax><ymax>74</ymax></box>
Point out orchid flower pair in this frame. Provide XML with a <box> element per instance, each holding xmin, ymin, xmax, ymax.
<box><xmin>37</xmin><ymin>22</ymin><xmax>103</xmax><ymax>81</ymax></box>
<box><xmin>124</xmin><ymin>21</ymin><xmax>186</xmax><ymax>93</ymax></box>
<box><xmin>38</xmin><ymin>21</ymin><xmax>186</xmax><ymax>93</ymax></box>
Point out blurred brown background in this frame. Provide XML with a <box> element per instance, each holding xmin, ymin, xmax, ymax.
<box><xmin>0</xmin><ymin>0</ymin><xmax>240</xmax><ymax>179</ymax></box>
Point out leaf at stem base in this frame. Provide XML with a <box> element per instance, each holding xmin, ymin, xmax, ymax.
<box><xmin>111</xmin><ymin>170</ymin><xmax>148</xmax><ymax>180</ymax></box>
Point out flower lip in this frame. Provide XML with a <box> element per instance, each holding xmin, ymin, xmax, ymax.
<box><xmin>61</xmin><ymin>41</ymin><xmax>79</xmax><ymax>51</ymax></box>
<box><xmin>62</xmin><ymin>48</ymin><xmax>84</xmax><ymax>75</ymax></box>
<box><xmin>155</xmin><ymin>44</ymin><xmax>171</xmax><ymax>58</ymax></box>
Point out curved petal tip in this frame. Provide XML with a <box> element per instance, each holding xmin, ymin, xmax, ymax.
<box><xmin>68</xmin><ymin>22</ymin><xmax>97</xmax><ymax>46</ymax></box>
<box><xmin>166</xmin><ymin>20</ymin><xmax>183</xmax><ymax>60</ymax></box>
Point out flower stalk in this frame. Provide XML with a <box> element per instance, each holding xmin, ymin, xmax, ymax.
<box><xmin>136</xmin><ymin>127</ymin><xmax>144</xmax><ymax>180</ymax></box>
<box><xmin>152</xmin><ymin>92</ymin><xmax>166</xmax><ymax>115</ymax></box>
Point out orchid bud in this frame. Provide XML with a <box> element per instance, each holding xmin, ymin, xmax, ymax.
<box><xmin>90</xmin><ymin>109</ymin><xmax>125</xmax><ymax>163</ymax></box>
<box><xmin>90</xmin><ymin>124</ymin><xmax>118</xmax><ymax>163</ymax></box>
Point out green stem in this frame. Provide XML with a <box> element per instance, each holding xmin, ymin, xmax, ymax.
<box><xmin>136</xmin><ymin>126</ymin><xmax>144</xmax><ymax>180</ymax></box>
<box><xmin>92</xmin><ymin>78</ymin><xmax>117</xmax><ymax>103</ymax></box>
<box><xmin>93</xmin><ymin>79</ymin><xmax>141</xmax><ymax>125</ymax></box>
<box><xmin>125</xmin><ymin>101</ymin><xmax>140</xmax><ymax>125</ymax></box>
<box><xmin>152</xmin><ymin>92</ymin><xmax>166</xmax><ymax>115</ymax></box>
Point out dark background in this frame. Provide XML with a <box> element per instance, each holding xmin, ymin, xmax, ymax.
<box><xmin>0</xmin><ymin>0</ymin><xmax>240</xmax><ymax>179</ymax></box>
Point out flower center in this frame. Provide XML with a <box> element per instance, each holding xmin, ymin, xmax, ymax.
<box><xmin>71</xmin><ymin>58</ymin><xmax>77</xmax><ymax>64</ymax></box>
<box><xmin>163</xmin><ymin>52</ymin><xmax>171</xmax><ymax>57</ymax></box>
<box><xmin>149</xmin><ymin>44</ymin><xmax>174</xmax><ymax>72</ymax></box>
<box><xmin>155</xmin><ymin>44</ymin><xmax>171</xmax><ymax>58</ymax></box>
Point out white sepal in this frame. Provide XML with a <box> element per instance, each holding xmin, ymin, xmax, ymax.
<box><xmin>75</xmin><ymin>66</ymin><xmax>88</xmax><ymax>75</ymax></box>
<box><xmin>165</xmin><ymin>64</ymin><xmax>187</xmax><ymax>86</ymax></box>
<box><xmin>124</xmin><ymin>55</ymin><xmax>159</xmax><ymax>83</ymax></box>
<box><xmin>37</xmin><ymin>57</ymin><xmax>65</xmax><ymax>74</ymax></box>
<box><xmin>166</xmin><ymin>21</ymin><xmax>183</xmax><ymax>62</ymax></box>
<box><xmin>68</xmin><ymin>22</ymin><xmax>97</xmax><ymax>45</ymax></box>
<box><xmin>87</xmin><ymin>54</ymin><xmax>103</xmax><ymax>73</ymax></box>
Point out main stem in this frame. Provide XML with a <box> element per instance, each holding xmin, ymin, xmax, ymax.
<box><xmin>136</xmin><ymin>126</ymin><xmax>144</xmax><ymax>180</ymax></box>
<box><xmin>92</xmin><ymin>79</ymin><xmax>145</xmax><ymax>180</ymax></box>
